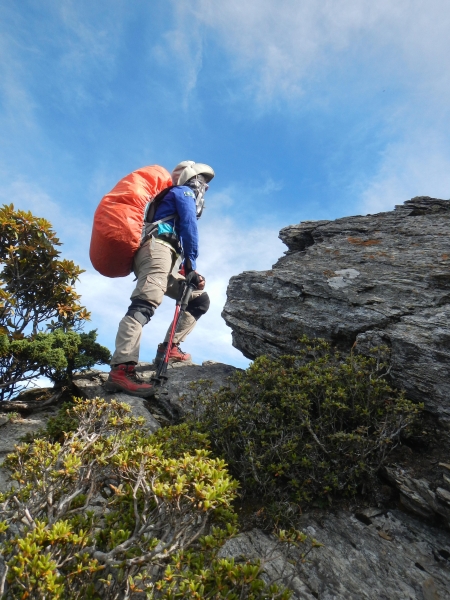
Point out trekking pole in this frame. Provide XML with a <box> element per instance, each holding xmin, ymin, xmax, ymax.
<box><xmin>151</xmin><ymin>280</ymin><xmax>195</xmax><ymax>387</ymax></box>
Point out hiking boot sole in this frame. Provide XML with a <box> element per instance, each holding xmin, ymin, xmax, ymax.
<box><xmin>104</xmin><ymin>380</ymin><xmax>156</xmax><ymax>398</ymax></box>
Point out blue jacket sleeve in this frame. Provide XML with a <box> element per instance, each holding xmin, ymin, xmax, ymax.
<box><xmin>173</xmin><ymin>186</ymin><xmax>199</xmax><ymax>270</ymax></box>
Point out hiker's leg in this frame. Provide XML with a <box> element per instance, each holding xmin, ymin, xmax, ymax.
<box><xmin>163</xmin><ymin>282</ymin><xmax>210</xmax><ymax>344</ymax></box>
<box><xmin>154</xmin><ymin>279</ymin><xmax>210</xmax><ymax>365</ymax></box>
<box><xmin>173</xmin><ymin>290</ymin><xmax>210</xmax><ymax>344</ymax></box>
<box><xmin>110</xmin><ymin>240</ymin><xmax>175</xmax><ymax>365</ymax></box>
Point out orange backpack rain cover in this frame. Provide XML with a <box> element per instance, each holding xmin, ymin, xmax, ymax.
<box><xmin>90</xmin><ymin>165</ymin><xmax>172</xmax><ymax>278</ymax></box>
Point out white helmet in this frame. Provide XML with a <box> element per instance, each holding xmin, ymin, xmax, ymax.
<box><xmin>171</xmin><ymin>161</ymin><xmax>215</xmax><ymax>186</ymax></box>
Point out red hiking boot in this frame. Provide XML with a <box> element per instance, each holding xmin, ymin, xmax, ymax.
<box><xmin>154</xmin><ymin>343</ymin><xmax>192</xmax><ymax>367</ymax></box>
<box><xmin>105</xmin><ymin>364</ymin><xmax>155</xmax><ymax>397</ymax></box>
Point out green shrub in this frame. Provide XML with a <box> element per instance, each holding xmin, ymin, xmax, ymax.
<box><xmin>188</xmin><ymin>338</ymin><xmax>420</xmax><ymax>508</ymax></box>
<box><xmin>0</xmin><ymin>204</ymin><xmax>110</xmax><ymax>399</ymax></box>
<box><xmin>36</xmin><ymin>401</ymin><xmax>80</xmax><ymax>442</ymax></box>
<box><xmin>0</xmin><ymin>398</ymin><xmax>302</xmax><ymax>599</ymax></box>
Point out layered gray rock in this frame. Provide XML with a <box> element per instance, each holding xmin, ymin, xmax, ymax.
<box><xmin>220</xmin><ymin>509</ymin><xmax>450</xmax><ymax>599</ymax></box>
<box><xmin>381</xmin><ymin>465</ymin><xmax>450</xmax><ymax>528</ymax></box>
<box><xmin>72</xmin><ymin>361</ymin><xmax>238</xmax><ymax>421</ymax></box>
<box><xmin>222</xmin><ymin>197</ymin><xmax>450</xmax><ymax>423</ymax></box>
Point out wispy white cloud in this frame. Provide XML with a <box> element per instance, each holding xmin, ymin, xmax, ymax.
<box><xmin>153</xmin><ymin>3</ymin><xmax>204</xmax><ymax>110</ymax></box>
<box><xmin>53</xmin><ymin>0</ymin><xmax>126</xmax><ymax>108</ymax></box>
<box><xmin>257</xmin><ymin>178</ymin><xmax>284</xmax><ymax>195</ymax></box>
<box><xmin>360</xmin><ymin>131</ymin><xmax>450</xmax><ymax>214</ymax></box>
<box><xmin>0</xmin><ymin>28</ymin><xmax>38</xmax><ymax>137</ymax></box>
<box><xmin>0</xmin><ymin>180</ymin><xmax>91</xmax><ymax>265</ymax></box>
<box><xmin>188</xmin><ymin>213</ymin><xmax>284</xmax><ymax>365</ymax></box>
<box><xmin>0</xmin><ymin>0</ymin><xmax>126</xmax><ymax>126</ymax></box>
<box><xmin>167</xmin><ymin>0</ymin><xmax>450</xmax><ymax>209</ymax></box>
<box><xmin>184</xmin><ymin>0</ymin><xmax>450</xmax><ymax>105</ymax></box>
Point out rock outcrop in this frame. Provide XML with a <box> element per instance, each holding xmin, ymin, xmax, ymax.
<box><xmin>72</xmin><ymin>361</ymin><xmax>238</xmax><ymax>421</ymax></box>
<box><xmin>220</xmin><ymin>510</ymin><xmax>450</xmax><ymax>599</ymax></box>
<box><xmin>223</xmin><ymin>197</ymin><xmax>450</xmax><ymax>424</ymax></box>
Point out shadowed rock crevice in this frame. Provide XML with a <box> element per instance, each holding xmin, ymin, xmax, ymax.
<box><xmin>223</xmin><ymin>196</ymin><xmax>450</xmax><ymax>424</ymax></box>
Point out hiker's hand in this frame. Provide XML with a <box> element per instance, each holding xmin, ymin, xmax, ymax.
<box><xmin>196</xmin><ymin>274</ymin><xmax>206</xmax><ymax>290</ymax></box>
<box><xmin>185</xmin><ymin>271</ymin><xmax>205</xmax><ymax>290</ymax></box>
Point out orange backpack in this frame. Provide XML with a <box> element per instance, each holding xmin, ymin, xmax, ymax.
<box><xmin>89</xmin><ymin>165</ymin><xmax>172</xmax><ymax>278</ymax></box>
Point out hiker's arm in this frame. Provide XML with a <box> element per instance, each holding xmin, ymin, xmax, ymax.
<box><xmin>173</xmin><ymin>187</ymin><xmax>199</xmax><ymax>271</ymax></box>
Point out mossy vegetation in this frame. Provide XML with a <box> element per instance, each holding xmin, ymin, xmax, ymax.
<box><xmin>0</xmin><ymin>398</ymin><xmax>308</xmax><ymax>599</ymax></box>
<box><xmin>187</xmin><ymin>337</ymin><xmax>420</xmax><ymax>513</ymax></box>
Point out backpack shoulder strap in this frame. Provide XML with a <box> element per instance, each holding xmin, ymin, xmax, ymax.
<box><xmin>144</xmin><ymin>185</ymin><xmax>176</xmax><ymax>223</ymax></box>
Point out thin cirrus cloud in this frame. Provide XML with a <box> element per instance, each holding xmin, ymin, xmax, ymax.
<box><xmin>177</xmin><ymin>0</ymin><xmax>450</xmax><ymax>101</ymax></box>
<box><xmin>361</xmin><ymin>133</ymin><xmax>450</xmax><ymax>214</ymax></box>
<box><xmin>167</xmin><ymin>0</ymin><xmax>450</xmax><ymax>211</ymax></box>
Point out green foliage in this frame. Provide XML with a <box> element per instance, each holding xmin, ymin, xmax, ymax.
<box><xmin>0</xmin><ymin>204</ymin><xmax>110</xmax><ymax>399</ymax></box>
<box><xmin>5</xmin><ymin>519</ymin><xmax>102</xmax><ymax>599</ymax></box>
<box><xmin>73</xmin><ymin>330</ymin><xmax>111</xmax><ymax>378</ymax></box>
<box><xmin>141</xmin><ymin>553</ymin><xmax>291</xmax><ymax>599</ymax></box>
<box><xmin>142</xmin><ymin>527</ymin><xmax>319</xmax><ymax>599</ymax></box>
<box><xmin>151</xmin><ymin>422</ymin><xmax>211</xmax><ymax>458</ymax></box>
<box><xmin>0</xmin><ymin>203</ymin><xmax>88</xmax><ymax>332</ymax></box>
<box><xmin>188</xmin><ymin>337</ymin><xmax>421</xmax><ymax>509</ymax></box>
<box><xmin>0</xmin><ymin>398</ymin><xmax>300</xmax><ymax>599</ymax></box>
<box><xmin>1</xmin><ymin>412</ymin><xmax>20</xmax><ymax>422</ymax></box>
<box><xmin>33</xmin><ymin>401</ymin><xmax>80</xmax><ymax>442</ymax></box>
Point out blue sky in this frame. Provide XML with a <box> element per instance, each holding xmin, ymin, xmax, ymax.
<box><xmin>1</xmin><ymin>0</ymin><xmax>450</xmax><ymax>368</ymax></box>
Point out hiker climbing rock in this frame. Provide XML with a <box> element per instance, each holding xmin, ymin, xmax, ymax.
<box><xmin>99</xmin><ymin>161</ymin><xmax>214</xmax><ymax>397</ymax></box>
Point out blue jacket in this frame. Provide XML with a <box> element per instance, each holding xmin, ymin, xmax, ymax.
<box><xmin>153</xmin><ymin>185</ymin><xmax>199</xmax><ymax>270</ymax></box>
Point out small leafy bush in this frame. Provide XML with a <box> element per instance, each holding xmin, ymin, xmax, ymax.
<box><xmin>0</xmin><ymin>204</ymin><xmax>110</xmax><ymax>399</ymax></box>
<box><xmin>0</xmin><ymin>398</ymin><xmax>301</xmax><ymax>599</ymax></box>
<box><xmin>188</xmin><ymin>337</ymin><xmax>420</xmax><ymax>508</ymax></box>
<box><xmin>35</xmin><ymin>401</ymin><xmax>80</xmax><ymax>442</ymax></box>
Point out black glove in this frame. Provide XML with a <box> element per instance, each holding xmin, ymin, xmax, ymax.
<box><xmin>185</xmin><ymin>271</ymin><xmax>203</xmax><ymax>289</ymax></box>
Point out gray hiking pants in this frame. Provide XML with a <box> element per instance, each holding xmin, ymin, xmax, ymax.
<box><xmin>110</xmin><ymin>238</ymin><xmax>203</xmax><ymax>365</ymax></box>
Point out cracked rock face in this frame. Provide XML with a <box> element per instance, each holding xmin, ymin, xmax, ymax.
<box><xmin>220</xmin><ymin>510</ymin><xmax>450</xmax><ymax>600</ymax></box>
<box><xmin>222</xmin><ymin>197</ymin><xmax>450</xmax><ymax>424</ymax></box>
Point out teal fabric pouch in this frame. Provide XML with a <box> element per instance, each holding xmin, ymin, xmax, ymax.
<box><xmin>158</xmin><ymin>222</ymin><xmax>175</xmax><ymax>235</ymax></box>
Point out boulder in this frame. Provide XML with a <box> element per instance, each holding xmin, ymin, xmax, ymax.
<box><xmin>383</xmin><ymin>467</ymin><xmax>450</xmax><ymax>527</ymax></box>
<box><xmin>222</xmin><ymin>197</ymin><xmax>450</xmax><ymax>424</ymax></box>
